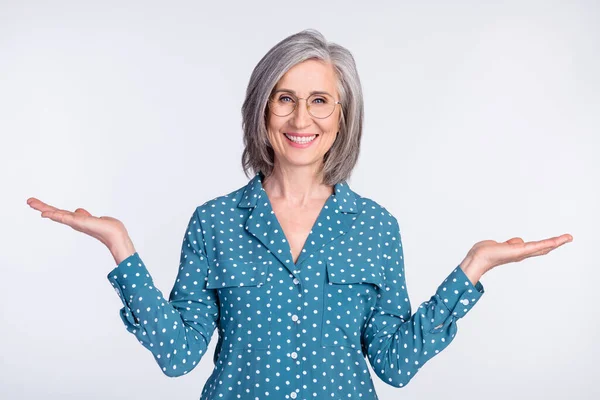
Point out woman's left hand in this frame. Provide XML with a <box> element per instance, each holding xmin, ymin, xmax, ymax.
<box><xmin>466</xmin><ymin>233</ymin><xmax>574</xmax><ymax>276</ymax></box>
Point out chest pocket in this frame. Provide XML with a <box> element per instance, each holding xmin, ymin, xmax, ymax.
<box><xmin>206</xmin><ymin>259</ymin><xmax>272</xmax><ymax>350</ymax></box>
<box><xmin>321</xmin><ymin>258</ymin><xmax>384</xmax><ymax>348</ymax></box>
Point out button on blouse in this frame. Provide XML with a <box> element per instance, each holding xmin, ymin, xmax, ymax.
<box><xmin>107</xmin><ymin>171</ymin><xmax>485</xmax><ymax>399</ymax></box>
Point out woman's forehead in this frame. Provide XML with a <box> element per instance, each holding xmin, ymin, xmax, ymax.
<box><xmin>274</xmin><ymin>60</ymin><xmax>338</xmax><ymax>96</ymax></box>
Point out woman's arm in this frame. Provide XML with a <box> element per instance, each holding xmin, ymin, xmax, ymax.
<box><xmin>107</xmin><ymin>207</ymin><xmax>219</xmax><ymax>377</ymax></box>
<box><xmin>362</xmin><ymin>216</ymin><xmax>485</xmax><ymax>387</ymax></box>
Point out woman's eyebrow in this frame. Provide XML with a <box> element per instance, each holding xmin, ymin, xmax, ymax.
<box><xmin>273</xmin><ymin>88</ymin><xmax>332</xmax><ymax>96</ymax></box>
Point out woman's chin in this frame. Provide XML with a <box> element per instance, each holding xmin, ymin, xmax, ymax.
<box><xmin>278</xmin><ymin>154</ymin><xmax>323</xmax><ymax>168</ymax></box>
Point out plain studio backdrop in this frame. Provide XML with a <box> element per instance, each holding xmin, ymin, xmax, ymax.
<box><xmin>1</xmin><ymin>0</ymin><xmax>598</xmax><ymax>399</ymax></box>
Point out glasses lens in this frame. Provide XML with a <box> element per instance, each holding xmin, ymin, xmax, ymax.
<box><xmin>307</xmin><ymin>94</ymin><xmax>335</xmax><ymax>118</ymax></box>
<box><xmin>270</xmin><ymin>92</ymin><xmax>296</xmax><ymax>116</ymax></box>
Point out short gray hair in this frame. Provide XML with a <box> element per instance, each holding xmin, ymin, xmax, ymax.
<box><xmin>241</xmin><ymin>29</ymin><xmax>364</xmax><ymax>186</ymax></box>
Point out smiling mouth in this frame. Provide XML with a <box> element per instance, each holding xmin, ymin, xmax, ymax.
<box><xmin>284</xmin><ymin>133</ymin><xmax>318</xmax><ymax>144</ymax></box>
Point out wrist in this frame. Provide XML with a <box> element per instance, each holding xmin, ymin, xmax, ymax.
<box><xmin>109</xmin><ymin>235</ymin><xmax>136</xmax><ymax>265</ymax></box>
<box><xmin>459</xmin><ymin>254</ymin><xmax>486</xmax><ymax>286</ymax></box>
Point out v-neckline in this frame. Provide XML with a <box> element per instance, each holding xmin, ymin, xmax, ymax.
<box><xmin>240</xmin><ymin>171</ymin><xmax>358</xmax><ymax>279</ymax></box>
<box><xmin>258</xmin><ymin>171</ymin><xmax>335</xmax><ymax>269</ymax></box>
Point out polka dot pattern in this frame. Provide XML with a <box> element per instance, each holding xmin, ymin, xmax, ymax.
<box><xmin>107</xmin><ymin>171</ymin><xmax>485</xmax><ymax>398</ymax></box>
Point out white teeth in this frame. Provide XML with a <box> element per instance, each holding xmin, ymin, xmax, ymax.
<box><xmin>284</xmin><ymin>134</ymin><xmax>317</xmax><ymax>144</ymax></box>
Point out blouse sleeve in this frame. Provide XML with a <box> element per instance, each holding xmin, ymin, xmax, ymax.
<box><xmin>106</xmin><ymin>207</ymin><xmax>219</xmax><ymax>377</ymax></box>
<box><xmin>362</xmin><ymin>216</ymin><xmax>485</xmax><ymax>387</ymax></box>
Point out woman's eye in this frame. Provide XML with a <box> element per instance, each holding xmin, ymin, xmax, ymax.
<box><xmin>312</xmin><ymin>97</ymin><xmax>326</xmax><ymax>104</ymax></box>
<box><xmin>279</xmin><ymin>95</ymin><xmax>294</xmax><ymax>103</ymax></box>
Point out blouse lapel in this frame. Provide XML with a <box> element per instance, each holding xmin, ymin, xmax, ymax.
<box><xmin>238</xmin><ymin>171</ymin><xmax>359</xmax><ymax>279</ymax></box>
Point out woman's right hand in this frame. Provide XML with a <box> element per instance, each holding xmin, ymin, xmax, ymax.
<box><xmin>26</xmin><ymin>197</ymin><xmax>136</xmax><ymax>264</ymax></box>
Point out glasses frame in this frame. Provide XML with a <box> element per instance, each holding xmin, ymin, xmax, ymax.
<box><xmin>268</xmin><ymin>92</ymin><xmax>342</xmax><ymax>119</ymax></box>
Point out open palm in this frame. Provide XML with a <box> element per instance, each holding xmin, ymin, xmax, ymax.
<box><xmin>26</xmin><ymin>197</ymin><xmax>127</xmax><ymax>248</ymax></box>
<box><xmin>470</xmin><ymin>234</ymin><xmax>573</xmax><ymax>274</ymax></box>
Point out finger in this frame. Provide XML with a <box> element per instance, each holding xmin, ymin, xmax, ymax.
<box><xmin>40</xmin><ymin>210</ymin><xmax>73</xmax><ymax>225</ymax></box>
<box><xmin>27</xmin><ymin>198</ymin><xmax>63</xmax><ymax>213</ymax></box>
<box><xmin>505</xmin><ymin>237</ymin><xmax>524</xmax><ymax>245</ymax></box>
<box><xmin>526</xmin><ymin>247</ymin><xmax>553</xmax><ymax>258</ymax></box>
<box><xmin>519</xmin><ymin>235</ymin><xmax>572</xmax><ymax>259</ymax></box>
<box><xmin>41</xmin><ymin>210</ymin><xmax>91</xmax><ymax>232</ymax></box>
<box><xmin>28</xmin><ymin>198</ymin><xmax>93</xmax><ymax>219</ymax></box>
<box><xmin>523</xmin><ymin>235</ymin><xmax>564</xmax><ymax>252</ymax></box>
<box><xmin>523</xmin><ymin>242</ymin><xmax>566</xmax><ymax>258</ymax></box>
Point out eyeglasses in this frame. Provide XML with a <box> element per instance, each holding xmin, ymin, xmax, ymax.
<box><xmin>268</xmin><ymin>91</ymin><xmax>341</xmax><ymax>119</ymax></box>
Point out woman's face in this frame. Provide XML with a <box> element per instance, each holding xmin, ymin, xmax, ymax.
<box><xmin>266</xmin><ymin>59</ymin><xmax>341</xmax><ymax>173</ymax></box>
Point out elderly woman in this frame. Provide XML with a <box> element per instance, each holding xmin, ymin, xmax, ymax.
<box><xmin>27</xmin><ymin>29</ymin><xmax>572</xmax><ymax>399</ymax></box>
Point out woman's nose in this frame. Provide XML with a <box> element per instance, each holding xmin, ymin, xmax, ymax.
<box><xmin>290</xmin><ymin>99</ymin><xmax>312</xmax><ymax>128</ymax></box>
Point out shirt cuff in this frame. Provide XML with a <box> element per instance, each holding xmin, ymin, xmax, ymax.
<box><xmin>435</xmin><ymin>264</ymin><xmax>484</xmax><ymax>320</ymax></box>
<box><xmin>426</xmin><ymin>265</ymin><xmax>485</xmax><ymax>334</ymax></box>
<box><xmin>106</xmin><ymin>252</ymin><xmax>154</xmax><ymax>327</ymax></box>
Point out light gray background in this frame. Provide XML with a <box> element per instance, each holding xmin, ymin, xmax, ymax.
<box><xmin>1</xmin><ymin>0</ymin><xmax>598</xmax><ymax>399</ymax></box>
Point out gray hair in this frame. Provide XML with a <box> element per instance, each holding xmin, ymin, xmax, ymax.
<box><xmin>241</xmin><ymin>29</ymin><xmax>364</xmax><ymax>186</ymax></box>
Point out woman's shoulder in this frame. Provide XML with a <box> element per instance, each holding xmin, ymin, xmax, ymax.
<box><xmin>192</xmin><ymin>182</ymin><xmax>249</xmax><ymax>217</ymax></box>
<box><xmin>349</xmin><ymin>189</ymin><xmax>400</xmax><ymax>229</ymax></box>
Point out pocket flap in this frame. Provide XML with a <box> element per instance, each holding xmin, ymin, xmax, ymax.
<box><xmin>206</xmin><ymin>259</ymin><xmax>270</xmax><ymax>289</ymax></box>
<box><xmin>325</xmin><ymin>258</ymin><xmax>384</xmax><ymax>290</ymax></box>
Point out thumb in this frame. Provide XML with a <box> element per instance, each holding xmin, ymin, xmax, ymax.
<box><xmin>505</xmin><ymin>237</ymin><xmax>524</xmax><ymax>245</ymax></box>
<box><xmin>74</xmin><ymin>208</ymin><xmax>93</xmax><ymax>217</ymax></box>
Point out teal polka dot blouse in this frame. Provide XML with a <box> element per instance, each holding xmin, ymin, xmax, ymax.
<box><xmin>107</xmin><ymin>171</ymin><xmax>485</xmax><ymax>399</ymax></box>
